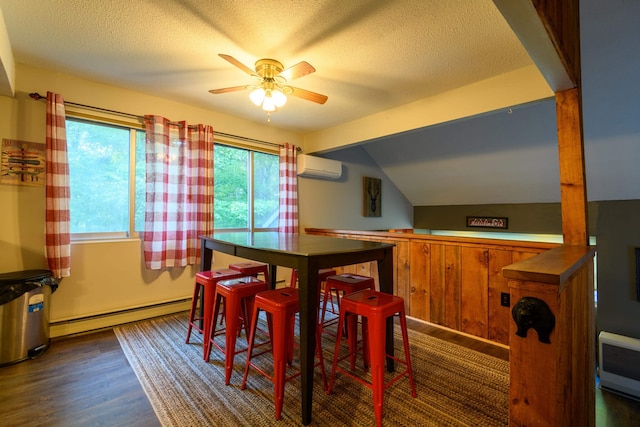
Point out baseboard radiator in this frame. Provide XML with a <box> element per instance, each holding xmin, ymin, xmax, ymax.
<box><xmin>50</xmin><ymin>298</ymin><xmax>192</xmax><ymax>338</ymax></box>
<box><xmin>599</xmin><ymin>331</ymin><xmax>640</xmax><ymax>399</ymax></box>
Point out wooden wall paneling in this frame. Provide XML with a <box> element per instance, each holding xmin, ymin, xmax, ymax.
<box><xmin>395</xmin><ymin>240</ymin><xmax>411</xmax><ymax>312</ymax></box>
<box><xmin>444</xmin><ymin>245</ymin><xmax>462</xmax><ymax>330</ymax></box>
<box><xmin>429</xmin><ymin>243</ymin><xmax>446</xmax><ymax>325</ymax></box>
<box><xmin>305</xmin><ymin>228</ymin><xmax>558</xmax><ymax>345</ymax></box>
<box><xmin>409</xmin><ymin>241</ymin><xmax>430</xmax><ymax>320</ymax></box>
<box><xmin>461</xmin><ymin>247</ymin><xmax>489</xmax><ymax>338</ymax></box>
<box><xmin>508</xmin><ymin>281</ymin><xmax>562</xmax><ymax>425</ymax></box>
<box><xmin>488</xmin><ymin>249</ymin><xmax>513</xmax><ymax>345</ymax></box>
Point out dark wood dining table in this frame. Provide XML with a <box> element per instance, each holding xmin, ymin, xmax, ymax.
<box><xmin>200</xmin><ymin>231</ymin><xmax>395</xmax><ymax>425</ymax></box>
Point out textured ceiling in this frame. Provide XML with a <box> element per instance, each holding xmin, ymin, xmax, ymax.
<box><xmin>0</xmin><ymin>0</ymin><xmax>534</xmax><ymax>132</ymax></box>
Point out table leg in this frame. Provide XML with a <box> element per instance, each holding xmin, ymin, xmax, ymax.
<box><xmin>298</xmin><ymin>262</ymin><xmax>319</xmax><ymax>425</ymax></box>
<box><xmin>269</xmin><ymin>264</ymin><xmax>277</xmax><ymax>289</ymax></box>
<box><xmin>378</xmin><ymin>246</ymin><xmax>395</xmax><ymax>372</ymax></box>
<box><xmin>199</xmin><ymin>242</ymin><xmax>213</xmax><ymax>330</ymax></box>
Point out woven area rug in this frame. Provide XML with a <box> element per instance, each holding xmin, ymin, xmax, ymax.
<box><xmin>114</xmin><ymin>311</ymin><xmax>508</xmax><ymax>426</ymax></box>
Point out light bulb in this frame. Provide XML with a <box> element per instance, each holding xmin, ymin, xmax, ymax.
<box><xmin>262</xmin><ymin>94</ymin><xmax>276</xmax><ymax>112</ymax></box>
<box><xmin>249</xmin><ymin>88</ymin><xmax>266</xmax><ymax>106</ymax></box>
<box><xmin>272</xmin><ymin>88</ymin><xmax>287</xmax><ymax>107</ymax></box>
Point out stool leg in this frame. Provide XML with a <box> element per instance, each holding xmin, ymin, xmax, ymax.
<box><xmin>209</xmin><ymin>291</ymin><xmax>224</xmax><ymax>362</ymax></box>
<box><xmin>203</xmin><ymin>284</ymin><xmax>216</xmax><ymax>361</ymax></box>
<box><xmin>368</xmin><ymin>313</ymin><xmax>387</xmax><ymax>427</ymax></box>
<box><xmin>316</xmin><ymin>323</ymin><xmax>328</xmax><ymax>391</ymax></box>
<box><xmin>347</xmin><ymin>312</ymin><xmax>359</xmax><ymax>370</ymax></box>
<box><xmin>271</xmin><ymin>308</ymin><xmax>288</xmax><ymax>420</ymax></box>
<box><xmin>320</xmin><ymin>286</ymin><xmax>331</xmax><ymax>325</ymax></box>
<box><xmin>362</xmin><ymin>317</ymin><xmax>370</xmax><ymax>369</ymax></box>
<box><xmin>241</xmin><ymin>304</ymin><xmax>261</xmax><ymax>390</ymax></box>
<box><xmin>186</xmin><ymin>282</ymin><xmax>201</xmax><ymax>343</ymax></box>
<box><xmin>327</xmin><ymin>305</ymin><xmax>347</xmax><ymax>395</ymax></box>
<box><xmin>399</xmin><ymin>311</ymin><xmax>417</xmax><ymax>397</ymax></box>
<box><xmin>223</xmin><ymin>293</ymin><xmax>242</xmax><ymax>385</ymax></box>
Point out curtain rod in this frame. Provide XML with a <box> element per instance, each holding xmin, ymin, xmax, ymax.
<box><xmin>28</xmin><ymin>92</ymin><xmax>289</xmax><ymax>150</ymax></box>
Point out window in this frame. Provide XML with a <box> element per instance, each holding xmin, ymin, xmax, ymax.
<box><xmin>66</xmin><ymin>117</ymin><xmax>143</xmax><ymax>238</ymax></box>
<box><xmin>66</xmin><ymin>117</ymin><xmax>278</xmax><ymax>239</ymax></box>
<box><xmin>214</xmin><ymin>144</ymin><xmax>279</xmax><ymax>230</ymax></box>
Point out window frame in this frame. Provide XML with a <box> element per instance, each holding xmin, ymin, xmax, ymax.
<box><xmin>213</xmin><ymin>140</ymin><xmax>280</xmax><ymax>232</ymax></box>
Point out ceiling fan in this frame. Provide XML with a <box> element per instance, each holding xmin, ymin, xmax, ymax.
<box><xmin>209</xmin><ymin>54</ymin><xmax>328</xmax><ymax>114</ymax></box>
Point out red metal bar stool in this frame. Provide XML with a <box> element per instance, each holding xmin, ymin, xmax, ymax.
<box><xmin>241</xmin><ymin>287</ymin><xmax>327</xmax><ymax>420</ymax></box>
<box><xmin>320</xmin><ymin>273</ymin><xmax>375</xmax><ymax>332</ymax></box>
<box><xmin>327</xmin><ymin>289</ymin><xmax>417</xmax><ymax>427</ymax></box>
<box><xmin>186</xmin><ymin>268</ymin><xmax>244</xmax><ymax>359</ymax></box>
<box><xmin>229</xmin><ymin>261</ymin><xmax>270</xmax><ymax>286</ymax></box>
<box><xmin>208</xmin><ymin>276</ymin><xmax>268</xmax><ymax>384</ymax></box>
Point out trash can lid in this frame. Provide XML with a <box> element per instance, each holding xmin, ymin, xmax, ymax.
<box><xmin>0</xmin><ymin>269</ymin><xmax>53</xmax><ymax>286</ymax></box>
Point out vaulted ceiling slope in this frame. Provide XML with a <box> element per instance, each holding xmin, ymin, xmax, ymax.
<box><xmin>0</xmin><ymin>0</ymin><xmax>549</xmax><ymax>138</ymax></box>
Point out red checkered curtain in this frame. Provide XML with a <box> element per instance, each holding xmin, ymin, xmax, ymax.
<box><xmin>45</xmin><ymin>92</ymin><xmax>71</xmax><ymax>278</ymax></box>
<box><xmin>278</xmin><ymin>143</ymin><xmax>298</xmax><ymax>233</ymax></box>
<box><xmin>143</xmin><ymin>115</ymin><xmax>214</xmax><ymax>269</ymax></box>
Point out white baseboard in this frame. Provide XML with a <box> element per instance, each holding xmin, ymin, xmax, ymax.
<box><xmin>50</xmin><ymin>299</ymin><xmax>192</xmax><ymax>338</ymax></box>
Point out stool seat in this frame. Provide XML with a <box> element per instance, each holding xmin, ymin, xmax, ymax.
<box><xmin>241</xmin><ymin>288</ymin><xmax>327</xmax><ymax>420</ymax></box>
<box><xmin>229</xmin><ymin>261</ymin><xmax>270</xmax><ymax>286</ymax></box>
<box><xmin>210</xmin><ymin>276</ymin><xmax>268</xmax><ymax>384</ymax></box>
<box><xmin>328</xmin><ymin>289</ymin><xmax>416</xmax><ymax>427</ymax></box>
<box><xmin>321</xmin><ymin>274</ymin><xmax>375</xmax><ymax>333</ymax></box>
<box><xmin>186</xmin><ymin>269</ymin><xmax>244</xmax><ymax>360</ymax></box>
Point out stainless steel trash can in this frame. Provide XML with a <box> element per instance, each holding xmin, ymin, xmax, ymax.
<box><xmin>0</xmin><ymin>269</ymin><xmax>57</xmax><ymax>366</ymax></box>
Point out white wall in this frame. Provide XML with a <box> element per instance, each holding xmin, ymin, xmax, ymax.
<box><xmin>580</xmin><ymin>0</ymin><xmax>640</xmax><ymax>338</ymax></box>
<box><xmin>297</xmin><ymin>146</ymin><xmax>413</xmax><ymax>231</ymax></box>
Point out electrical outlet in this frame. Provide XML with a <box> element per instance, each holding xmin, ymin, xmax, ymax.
<box><xmin>500</xmin><ymin>292</ymin><xmax>510</xmax><ymax>307</ymax></box>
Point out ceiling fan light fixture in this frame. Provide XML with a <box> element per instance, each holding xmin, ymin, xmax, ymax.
<box><xmin>262</xmin><ymin>93</ymin><xmax>277</xmax><ymax>112</ymax></box>
<box><xmin>212</xmin><ymin>54</ymin><xmax>326</xmax><ymax>118</ymax></box>
<box><xmin>272</xmin><ymin>88</ymin><xmax>287</xmax><ymax>107</ymax></box>
<box><xmin>249</xmin><ymin>87</ymin><xmax>266</xmax><ymax>106</ymax></box>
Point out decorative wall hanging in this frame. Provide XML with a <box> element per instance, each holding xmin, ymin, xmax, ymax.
<box><xmin>511</xmin><ymin>296</ymin><xmax>556</xmax><ymax>344</ymax></box>
<box><xmin>363</xmin><ymin>177</ymin><xmax>381</xmax><ymax>217</ymax></box>
<box><xmin>1</xmin><ymin>139</ymin><xmax>46</xmax><ymax>186</ymax></box>
<box><xmin>466</xmin><ymin>216</ymin><xmax>508</xmax><ymax>229</ymax></box>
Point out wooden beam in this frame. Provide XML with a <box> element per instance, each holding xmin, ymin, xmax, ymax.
<box><xmin>556</xmin><ymin>87</ymin><xmax>589</xmax><ymax>245</ymax></box>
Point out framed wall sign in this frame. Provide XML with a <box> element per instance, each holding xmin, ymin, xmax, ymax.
<box><xmin>1</xmin><ymin>139</ymin><xmax>46</xmax><ymax>186</ymax></box>
<box><xmin>363</xmin><ymin>177</ymin><xmax>381</xmax><ymax>217</ymax></box>
<box><xmin>466</xmin><ymin>216</ymin><xmax>508</xmax><ymax>229</ymax></box>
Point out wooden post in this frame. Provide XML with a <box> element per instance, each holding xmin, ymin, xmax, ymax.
<box><xmin>556</xmin><ymin>88</ymin><xmax>589</xmax><ymax>245</ymax></box>
<box><xmin>505</xmin><ymin>246</ymin><xmax>595</xmax><ymax>426</ymax></box>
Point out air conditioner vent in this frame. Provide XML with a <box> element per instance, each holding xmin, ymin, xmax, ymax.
<box><xmin>599</xmin><ymin>331</ymin><xmax>640</xmax><ymax>399</ymax></box>
<box><xmin>297</xmin><ymin>154</ymin><xmax>342</xmax><ymax>180</ymax></box>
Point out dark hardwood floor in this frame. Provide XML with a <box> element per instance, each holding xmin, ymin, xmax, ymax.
<box><xmin>0</xmin><ymin>316</ymin><xmax>638</xmax><ymax>426</ymax></box>
<box><xmin>0</xmin><ymin>329</ymin><xmax>159</xmax><ymax>427</ymax></box>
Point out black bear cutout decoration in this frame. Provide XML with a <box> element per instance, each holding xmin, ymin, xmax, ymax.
<box><xmin>511</xmin><ymin>296</ymin><xmax>556</xmax><ymax>344</ymax></box>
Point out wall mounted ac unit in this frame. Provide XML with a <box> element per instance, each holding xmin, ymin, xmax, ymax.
<box><xmin>599</xmin><ymin>331</ymin><xmax>640</xmax><ymax>399</ymax></box>
<box><xmin>297</xmin><ymin>154</ymin><xmax>342</xmax><ymax>179</ymax></box>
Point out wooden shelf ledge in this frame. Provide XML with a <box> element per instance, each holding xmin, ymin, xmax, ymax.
<box><xmin>502</xmin><ymin>244</ymin><xmax>596</xmax><ymax>287</ymax></box>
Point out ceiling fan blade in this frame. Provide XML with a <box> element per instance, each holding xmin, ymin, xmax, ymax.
<box><xmin>218</xmin><ymin>54</ymin><xmax>258</xmax><ymax>77</ymax></box>
<box><xmin>288</xmin><ymin>86</ymin><xmax>328</xmax><ymax>104</ymax></box>
<box><xmin>209</xmin><ymin>85</ymin><xmax>248</xmax><ymax>94</ymax></box>
<box><xmin>279</xmin><ymin>61</ymin><xmax>316</xmax><ymax>81</ymax></box>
